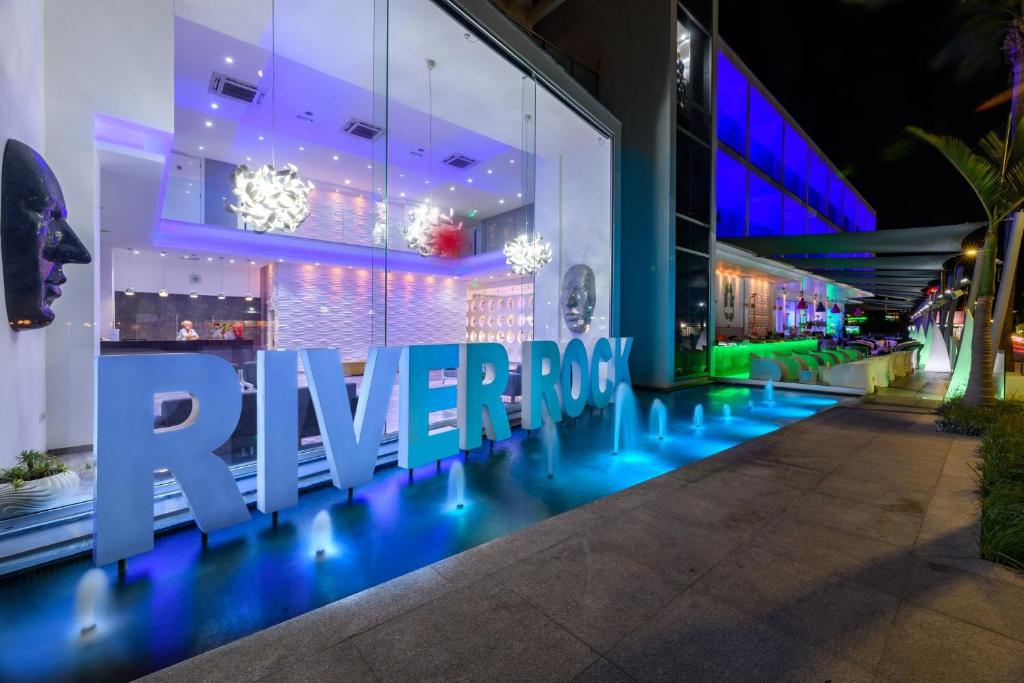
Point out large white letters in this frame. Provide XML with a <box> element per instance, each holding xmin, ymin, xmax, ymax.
<box><xmin>522</xmin><ymin>340</ymin><xmax>562</xmax><ymax>429</ymax></box>
<box><xmin>257</xmin><ymin>349</ymin><xmax>298</xmax><ymax>514</ymax></box>
<box><xmin>94</xmin><ymin>354</ymin><xmax>248</xmax><ymax>566</ymax></box>
<box><xmin>457</xmin><ymin>342</ymin><xmax>512</xmax><ymax>450</ymax></box>
<box><xmin>399</xmin><ymin>344</ymin><xmax>460</xmax><ymax>468</ymax></box>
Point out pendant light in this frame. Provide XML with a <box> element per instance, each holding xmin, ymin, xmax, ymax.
<box><xmin>404</xmin><ymin>59</ymin><xmax>442</xmax><ymax>254</ymax></box>
<box><xmin>815</xmin><ymin>299</ymin><xmax>826</xmax><ymax>314</ymax></box>
<box><xmin>503</xmin><ymin>108</ymin><xmax>551</xmax><ymax>276</ymax></box>
<box><xmin>245</xmin><ymin>259</ymin><xmax>254</xmax><ymax>302</ymax></box>
<box><xmin>217</xmin><ymin>257</ymin><xmax>227</xmax><ymax>300</ymax></box>
<box><xmin>796</xmin><ymin>290</ymin><xmax>808</xmax><ymax>311</ymax></box>
<box><xmin>228</xmin><ymin>0</ymin><xmax>313</xmax><ymax>234</ymax></box>
<box><xmin>189</xmin><ymin>256</ymin><xmax>199</xmax><ymax>299</ymax></box>
<box><xmin>124</xmin><ymin>248</ymin><xmax>136</xmax><ymax>296</ymax></box>
<box><xmin>830</xmin><ymin>302</ymin><xmax>841</xmax><ymax>314</ymax></box>
<box><xmin>158</xmin><ymin>251</ymin><xmax>169</xmax><ymax>297</ymax></box>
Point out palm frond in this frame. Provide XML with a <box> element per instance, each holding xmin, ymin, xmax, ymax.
<box><xmin>908</xmin><ymin>126</ymin><xmax>1001</xmax><ymax>220</ymax></box>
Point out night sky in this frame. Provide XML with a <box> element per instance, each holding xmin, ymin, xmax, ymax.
<box><xmin>718</xmin><ymin>0</ymin><xmax>1010</xmax><ymax>230</ymax></box>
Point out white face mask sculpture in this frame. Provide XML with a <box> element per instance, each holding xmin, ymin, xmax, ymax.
<box><xmin>559</xmin><ymin>264</ymin><xmax>596</xmax><ymax>334</ymax></box>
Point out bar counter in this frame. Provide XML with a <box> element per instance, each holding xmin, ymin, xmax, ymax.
<box><xmin>712</xmin><ymin>338</ymin><xmax>819</xmax><ymax>378</ymax></box>
<box><xmin>100</xmin><ymin>339</ymin><xmax>257</xmax><ymax>366</ymax></box>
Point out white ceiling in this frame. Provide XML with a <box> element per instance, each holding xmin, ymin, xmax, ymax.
<box><xmin>170</xmin><ymin>0</ymin><xmax>606</xmax><ymax>221</ymax></box>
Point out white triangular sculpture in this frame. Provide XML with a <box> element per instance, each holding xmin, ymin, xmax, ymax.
<box><xmin>945</xmin><ymin>309</ymin><xmax>973</xmax><ymax>399</ymax></box>
<box><xmin>924</xmin><ymin>325</ymin><xmax>951</xmax><ymax>373</ymax></box>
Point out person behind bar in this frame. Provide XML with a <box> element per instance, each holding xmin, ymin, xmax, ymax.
<box><xmin>177</xmin><ymin>319</ymin><xmax>199</xmax><ymax>341</ymax></box>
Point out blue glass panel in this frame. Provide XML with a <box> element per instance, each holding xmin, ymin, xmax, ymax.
<box><xmin>782</xmin><ymin>195</ymin><xmax>806</xmax><ymax>235</ymax></box>
<box><xmin>716</xmin><ymin>51</ymin><xmax>748</xmax><ymax>154</ymax></box>
<box><xmin>783</xmin><ymin>124</ymin><xmax>807</xmax><ymax>199</ymax></box>
<box><xmin>827</xmin><ymin>169</ymin><xmax>843</xmax><ymax>225</ymax></box>
<box><xmin>807</xmin><ymin>211</ymin><xmax>835</xmax><ymax>235</ymax></box>
<box><xmin>749</xmin><ymin>88</ymin><xmax>783</xmax><ymax>181</ymax></box>
<box><xmin>842</xmin><ymin>183</ymin><xmax>857</xmax><ymax>232</ymax></box>
<box><xmin>808</xmin><ymin>151</ymin><xmax>827</xmax><ymax>214</ymax></box>
<box><xmin>716</xmin><ymin>148</ymin><xmax>746</xmax><ymax>237</ymax></box>
<box><xmin>748</xmin><ymin>172</ymin><xmax>781</xmax><ymax>236</ymax></box>
<box><xmin>855</xmin><ymin>202</ymin><xmax>876</xmax><ymax>232</ymax></box>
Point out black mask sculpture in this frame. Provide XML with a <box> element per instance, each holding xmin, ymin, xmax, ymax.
<box><xmin>2</xmin><ymin>139</ymin><xmax>91</xmax><ymax>331</ymax></box>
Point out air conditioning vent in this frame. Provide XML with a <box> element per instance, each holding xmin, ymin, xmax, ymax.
<box><xmin>441</xmin><ymin>153</ymin><xmax>478</xmax><ymax>169</ymax></box>
<box><xmin>341</xmin><ymin>118</ymin><xmax>385</xmax><ymax>140</ymax></box>
<box><xmin>208</xmin><ymin>71</ymin><xmax>265</xmax><ymax>105</ymax></box>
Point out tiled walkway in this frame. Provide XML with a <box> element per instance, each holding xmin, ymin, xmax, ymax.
<box><xmin>146</xmin><ymin>394</ymin><xmax>1024</xmax><ymax>682</ymax></box>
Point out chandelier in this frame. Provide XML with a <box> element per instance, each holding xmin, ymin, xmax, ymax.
<box><xmin>229</xmin><ymin>163</ymin><xmax>314</xmax><ymax>233</ymax></box>
<box><xmin>503</xmin><ymin>233</ymin><xmax>552</xmax><ymax>276</ymax></box>
<box><xmin>404</xmin><ymin>202</ymin><xmax>440</xmax><ymax>255</ymax></box>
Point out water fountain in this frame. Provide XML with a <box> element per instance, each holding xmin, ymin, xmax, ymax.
<box><xmin>448</xmin><ymin>460</ymin><xmax>466</xmax><ymax>509</ymax></box>
<box><xmin>692</xmin><ymin>403</ymin><xmax>705</xmax><ymax>430</ymax></box>
<box><xmin>723</xmin><ymin>404</ymin><xmax>732</xmax><ymax>420</ymax></box>
<box><xmin>649</xmin><ymin>398</ymin><xmax>667</xmax><ymax>440</ymax></box>
<box><xmin>764</xmin><ymin>379</ymin><xmax>775</xmax><ymax>405</ymax></box>
<box><xmin>75</xmin><ymin>568</ymin><xmax>108</xmax><ymax>637</ymax></box>
<box><xmin>613</xmin><ymin>383</ymin><xmax>640</xmax><ymax>454</ymax></box>
<box><xmin>748</xmin><ymin>399</ymin><xmax>755</xmax><ymax>412</ymax></box>
<box><xmin>542</xmin><ymin>419</ymin><xmax>560</xmax><ymax>478</ymax></box>
<box><xmin>312</xmin><ymin>510</ymin><xmax>332</xmax><ymax>559</ymax></box>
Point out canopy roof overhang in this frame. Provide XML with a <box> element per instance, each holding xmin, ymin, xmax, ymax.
<box><xmin>715</xmin><ymin>242</ymin><xmax>873</xmax><ymax>300</ymax></box>
<box><xmin>721</xmin><ymin>223</ymin><xmax>986</xmax><ymax>310</ymax></box>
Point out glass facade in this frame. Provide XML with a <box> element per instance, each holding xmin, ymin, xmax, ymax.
<box><xmin>674</xmin><ymin>5</ymin><xmax>713</xmax><ymax>380</ymax></box>
<box><xmin>714</xmin><ymin>48</ymin><xmax>875</xmax><ymax>239</ymax></box>
<box><xmin>0</xmin><ymin>0</ymin><xmax>613</xmax><ymax>544</ymax></box>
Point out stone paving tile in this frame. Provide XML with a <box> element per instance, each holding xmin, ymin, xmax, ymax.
<box><xmin>352</xmin><ymin>575</ymin><xmax>598</xmax><ymax>681</ymax></box>
<box><xmin>914</xmin><ymin>488</ymin><xmax>980</xmax><ymax>559</ymax></box>
<box><xmin>682</xmin><ymin>469</ymin><xmax>804</xmax><ymax>515</ymax></box>
<box><xmin>903</xmin><ymin>556</ymin><xmax>1024</xmax><ymax>642</ymax></box>
<box><xmin>584</xmin><ymin>506</ymin><xmax>739</xmax><ymax>591</ymax></box>
<box><xmin>692</xmin><ymin>545</ymin><xmax>899</xmax><ymax>670</ymax></box>
<box><xmin>431</xmin><ymin>507</ymin><xmax>602</xmax><ymax>587</ymax></box>
<box><xmin>645</xmin><ymin>482</ymin><xmax>775</xmax><ymax>540</ymax></box>
<box><xmin>143</xmin><ymin>565</ymin><xmax>453</xmax><ymax>683</ymax></box>
<box><xmin>497</xmin><ymin>531</ymin><xmax>681</xmax><ymax>652</ymax></box>
<box><xmin>876</xmin><ymin>603</ymin><xmax>1024</xmax><ymax>682</ymax></box>
<box><xmin>758</xmin><ymin>447</ymin><xmax>847</xmax><ymax>474</ymax></box>
<box><xmin>816</xmin><ymin>470</ymin><xmax>932</xmax><ymax>515</ymax></box>
<box><xmin>725</xmin><ymin>458</ymin><xmax>831</xmax><ymax>490</ymax></box>
<box><xmin>606</xmin><ymin>590</ymin><xmax>871</xmax><ymax>683</ymax></box>
<box><xmin>832</xmin><ymin>457</ymin><xmax>941</xmax><ymax>495</ymax></box>
<box><xmin>572</xmin><ymin>657</ymin><xmax>634</xmax><ymax>682</ymax></box>
<box><xmin>256</xmin><ymin>640</ymin><xmax>376</xmax><ymax>683</ymax></box>
<box><xmin>753</xmin><ymin>515</ymin><xmax>915</xmax><ymax>597</ymax></box>
<box><xmin>578</xmin><ymin>471</ymin><xmax>685</xmax><ymax>519</ymax></box>
<box><xmin>789</xmin><ymin>491</ymin><xmax>924</xmax><ymax>548</ymax></box>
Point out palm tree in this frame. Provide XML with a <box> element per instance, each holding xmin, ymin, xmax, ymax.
<box><xmin>908</xmin><ymin>120</ymin><xmax>1024</xmax><ymax>406</ymax></box>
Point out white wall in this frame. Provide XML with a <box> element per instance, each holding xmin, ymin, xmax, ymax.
<box><xmin>0</xmin><ymin>0</ymin><xmax>46</xmax><ymax>466</ymax></box>
<box><xmin>44</xmin><ymin>0</ymin><xmax>174</xmax><ymax>449</ymax></box>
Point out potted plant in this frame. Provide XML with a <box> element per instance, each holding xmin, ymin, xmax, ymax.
<box><xmin>0</xmin><ymin>450</ymin><xmax>79</xmax><ymax>519</ymax></box>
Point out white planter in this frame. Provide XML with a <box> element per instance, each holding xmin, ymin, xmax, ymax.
<box><xmin>0</xmin><ymin>470</ymin><xmax>79</xmax><ymax>519</ymax></box>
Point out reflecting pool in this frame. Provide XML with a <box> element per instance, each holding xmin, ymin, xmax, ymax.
<box><xmin>0</xmin><ymin>384</ymin><xmax>838</xmax><ymax>681</ymax></box>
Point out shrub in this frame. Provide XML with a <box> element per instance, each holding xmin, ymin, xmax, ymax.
<box><xmin>980</xmin><ymin>480</ymin><xmax>1024</xmax><ymax>571</ymax></box>
<box><xmin>935</xmin><ymin>396</ymin><xmax>1024</xmax><ymax>436</ymax></box>
<box><xmin>0</xmin><ymin>450</ymin><xmax>68</xmax><ymax>490</ymax></box>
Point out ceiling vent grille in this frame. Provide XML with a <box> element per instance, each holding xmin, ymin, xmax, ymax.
<box><xmin>208</xmin><ymin>71</ymin><xmax>265</xmax><ymax>105</ymax></box>
<box><xmin>441</xmin><ymin>153</ymin><xmax>478</xmax><ymax>169</ymax></box>
<box><xmin>341</xmin><ymin>118</ymin><xmax>385</xmax><ymax>141</ymax></box>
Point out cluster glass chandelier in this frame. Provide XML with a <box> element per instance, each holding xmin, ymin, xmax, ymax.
<box><xmin>228</xmin><ymin>0</ymin><xmax>313</xmax><ymax>234</ymax></box>
<box><xmin>504</xmin><ymin>233</ymin><xmax>552</xmax><ymax>275</ymax></box>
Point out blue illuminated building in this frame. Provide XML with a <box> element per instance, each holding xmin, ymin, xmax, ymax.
<box><xmin>715</xmin><ymin>44</ymin><xmax>876</xmax><ymax>239</ymax></box>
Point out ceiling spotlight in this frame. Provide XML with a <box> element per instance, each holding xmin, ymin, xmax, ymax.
<box><xmin>298</xmin><ymin>146</ymin><xmax>304</xmax><ymax>151</ymax></box>
<box><xmin>205</xmin><ymin>120</ymin><xmax>213</xmax><ymax>127</ymax></box>
<box><xmin>333</xmin><ymin>155</ymin><xmax>339</xmax><ymax>161</ymax></box>
<box><xmin>366</xmin><ymin>164</ymin><xmax>372</xmax><ymax>169</ymax></box>
<box><xmin>344</xmin><ymin>179</ymin><xmax>351</xmax><ymax>185</ymax></box>
<box><xmin>217</xmin><ymin>292</ymin><xmax>226</xmax><ymax>300</ymax></box>
<box><xmin>257</xmin><ymin>69</ymin><xmax>264</xmax><ymax>78</ymax></box>
<box><xmin>509</xmin><ymin>159</ymin><xmax>515</xmax><ymax>164</ymax></box>
<box><xmin>486</xmin><ymin>169</ymin><xmax>493</xmax><ymax>174</ymax></box>
<box><xmin>189</xmin><ymin>290</ymin><xmax>199</xmax><ymax>299</ymax></box>
<box><xmin>965</xmin><ymin>247</ymin><xmax>978</xmax><ymax>257</ymax></box>
<box><xmin>124</xmin><ymin>286</ymin><xmax>135</xmax><ymax>297</ymax></box>
<box><xmin>158</xmin><ymin>289</ymin><xmax>169</xmax><ymax>298</ymax></box>
<box><xmin>210</xmin><ymin>103</ymin><xmax>219</xmax><ymax>110</ymax></box>
<box><xmin>499</xmin><ymin>199</ymin><xmax>505</xmax><ymax>204</ymax></box>
<box><xmin>198</xmin><ymin>145</ymin><xmax>205</xmax><ymax>151</ymax></box>
<box><xmin>467</xmin><ymin>178</ymin><xmax>473</xmax><ymax>183</ymax></box>
<box><xmin>516</xmin><ymin>192</ymin><xmax>522</xmax><ymax>198</ymax></box>
<box><xmin>224</xmin><ymin>56</ymin><xmax>234</xmax><ymax>64</ymax></box>
<box><xmin>450</xmin><ymin>186</ymin><xmax>456</xmax><ymax>191</ymax></box>
<box><xmin>258</xmin><ymin>135</ymin><xmax>264</xmax><ymax>141</ymax></box>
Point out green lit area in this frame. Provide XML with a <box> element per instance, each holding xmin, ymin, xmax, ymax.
<box><xmin>712</xmin><ymin>338</ymin><xmax>820</xmax><ymax>378</ymax></box>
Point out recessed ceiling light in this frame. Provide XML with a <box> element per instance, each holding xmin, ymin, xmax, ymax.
<box><xmin>399</xmin><ymin>173</ymin><xmax>405</xmax><ymax>178</ymax></box>
<box><xmin>210</xmin><ymin>102</ymin><xmax>219</xmax><ymax>110</ymax></box>
<box><xmin>499</xmin><ymin>199</ymin><xmax>505</xmax><ymax>204</ymax></box>
<box><xmin>205</xmin><ymin>120</ymin><xmax>213</xmax><ymax>127</ymax></box>
<box><xmin>332</xmin><ymin>154</ymin><xmax>339</xmax><ymax>160</ymax></box>
<box><xmin>516</xmin><ymin>192</ymin><xmax>522</xmax><ymax>198</ymax></box>
<box><xmin>229</xmin><ymin>259</ymin><xmax>235</xmax><ymax>263</ymax></box>
<box><xmin>246</xmin><ymin>156</ymin><xmax>252</xmax><ymax>161</ymax></box>
<box><xmin>344</xmin><ymin>179</ymin><xmax>351</xmax><ymax>185</ymax></box>
<box><xmin>366</xmin><ymin>164</ymin><xmax>372</xmax><ymax>169</ymax></box>
<box><xmin>132</xmin><ymin>249</ymin><xmax>140</xmax><ymax>255</ymax></box>
<box><xmin>486</xmin><ymin>169</ymin><xmax>493</xmax><ymax>174</ymax></box>
<box><xmin>314</xmin><ymin>262</ymin><xmax>320</xmax><ymax>266</ymax></box>
<box><xmin>258</xmin><ymin>135</ymin><xmax>264</xmax><ymax>141</ymax></box>
<box><xmin>257</xmin><ymin>69</ymin><xmax>264</xmax><ymax>78</ymax></box>
<box><xmin>509</xmin><ymin>159</ymin><xmax>515</xmax><ymax>164</ymax></box>
<box><xmin>298</xmin><ymin>146</ymin><xmax>304</xmax><ymax>151</ymax></box>
<box><xmin>467</xmin><ymin>178</ymin><xmax>473</xmax><ymax>183</ymax></box>
<box><xmin>449</xmin><ymin>186</ymin><xmax>455</xmax><ymax>191</ymax></box>
<box><xmin>400</xmin><ymin>192</ymin><xmax>405</xmax><ymax>197</ymax></box>
<box><xmin>225</xmin><ymin>56</ymin><xmax>234</xmax><ymax>64</ymax></box>
<box><xmin>278</xmin><ymin>258</ymin><xmax>284</xmax><ymax>262</ymax></box>
<box><xmin>198</xmin><ymin>145</ymin><xmax>204</xmax><ymax>151</ymax></box>
<box><xmin>207</xmin><ymin>257</ymin><xmax>213</xmax><ymax>261</ymax></box>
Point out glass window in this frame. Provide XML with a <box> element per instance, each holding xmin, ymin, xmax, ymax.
<box><xmin>676</xmin><ymin>11</ymin><xmax>710</xmax><ymax>141</ymax></box>
<box><xmin>675</xmin><ymin>249</ymin><xmax>709</xmax><ymax>378</ymax></box>
<box><xmin>808</xmin><ymin>151</ymin><xmax>827</xmax><ymax>214</ymax></box>
<box><xmin>716</xmin><ymin>51</ymin><xmax>748</xmax><ymax>154</ymax></box>
<box><xmin>676</xmin><ymin>131</ymin><xmax>711</xmax><ymax>225</ymax></box>
<box><xmin>748</xmin><ymin>89</ymin><xmax>783</xmax><ymax>181</ymax></box>
<box><xmin>783</xmin><ymin>123</ymin><xmax>807</xmax><ymax>199</ymax></box>
<box><xmin>782</xmin><ymin>195</ymin><xmax>806</xmax><ymax>236</ymax></box>
<box><xmin>716</xmin><ymin>148</ymin><xmax>746</xmax><ymax>237</ymax></box>
<box><xmin>677</xmin><ymin>215</ymin><xmax>710</xmax><ymax>255</ymax></box>
<box><xmin>748</xmin><ymin>172</ymin><xmax>781</xmax><ymax>236</ymax></box>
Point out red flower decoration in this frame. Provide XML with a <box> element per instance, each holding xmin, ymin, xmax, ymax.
<box><xmin>433</xmin><ymin>222</ymin><xmax>464</xmax><ymax>258</ymax></box>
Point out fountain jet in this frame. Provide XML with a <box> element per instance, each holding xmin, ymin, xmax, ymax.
<box><xmin>613</xmin><ymin>383</ymin><xmax>640</xmax><ymax>454</ymax></box>
<box><xmin>448</xmin><ymin>460</ymin><xmax>466</xmax><ymax>509</ymax></box>
<box><xmin>542</xmin><ymin>419</ymin><xmax>559</xmax><ymax>478</ymax></box>
<box><xmin>75</xmin><ymin>568</ymin><xmax>108</xmax><ymax>637</ymax></box>
<box><xmin>764</xmin><ymin>380</ymin><xmax>775</xmax><ymax>405</ymax></box>
<box><xmin>649</xmin><ymin>398</ymin><xmax>667</xmax><ymax>440</ymax></box>
<box><xmin>723</xmin><ymin>404</ymin><xmax>732</xmax><ymax>420</ymax></box>
<box><xmin>692</xmin><ymin>403</ymin><xmax>705</xmax><ymax>430</ymax></box>
<box><xmin>312</xmin><ymin>510</ymin><xmax>332</xmax><ymax>559</ymax></box>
